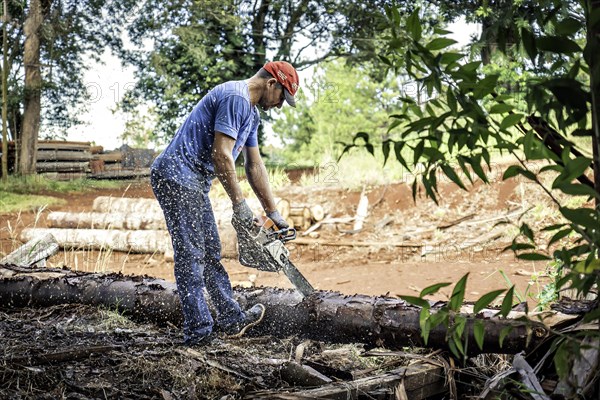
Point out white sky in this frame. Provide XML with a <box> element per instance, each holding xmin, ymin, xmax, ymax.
<box><xmin>66</xmin><ymin>17</ymin><xmax>480</xmax><ymax>151</ymax></box>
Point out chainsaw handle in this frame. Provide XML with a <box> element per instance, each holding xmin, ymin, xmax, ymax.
<box><xmin>267</xmin><ymin>227</ymin><xmax>296</xmax><ymax>243</ymax></box>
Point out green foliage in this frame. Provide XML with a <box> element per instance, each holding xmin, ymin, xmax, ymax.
<box><xmin>3</xmin><ymin>1</ymin><xmax>132</xmax><ymax>139</ymax></box>
<box><xmin>117</xmin><ymin>0</ymin><xmax>395</xmax><ymax>142</ymax></box>
<box><xmin>374</xmin><ymin>0</ymin><xmax>599</xmax><ymax>377</ymax></box>
<box><xmin>273</xmin><ymin>61</ymin><xmax>399</xmax><ymax>164</ymax></box>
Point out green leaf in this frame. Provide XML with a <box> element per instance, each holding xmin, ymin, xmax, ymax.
<box><xmin>420</xmin><ymin>282</ymin><xmax>452</xmax><ymax>297</ymax></box>
<box><xmin>489</xmin><ymin>103</ymin><xmax>514</xmax><ymax>114</ymax></box>
<box><xmin>499</xmin><ymin>326</ymin><xmax>513</xmax><ymax>348</ymax></box>
<box><xmin>413</xmin><ymin>141</ymin><xmax>425</xmax><ymax>164</ymax></box>
<box><xmin>520</xmin><ymin>27</ymin><xmax>537</xmax><ymax>64</ymax></box>
<box><xmin>473</xmin><ymin>75</ymin><xmax>499</xmax><ymax>99</ymax></box>
<box><xmin>474</xmin><ymin>289</ymin><xmax>506</xmax><ymax>313</ymax></box>
<box><xmin>559</xmin><ymin>207</ymin><xmax>598</xmax><ymax>229</ymax></box>
<box><xmin>441</xmin><ymin>164</ymin><xmax>467</xmax><ymax>190</ymax></box>
<box><xmin>353</xmin><ymin>132</ymin><xmax>370</xmax><ymax>144</ymax></box>
<box><xmin>499</xmin><ymin>113</ymin><xmax>524</xmax><ymax>130</ymax></box>
<box><xmin>537</xmin><ymin>36</ymin><xmax>582</xmax><ymax>53</ymax></box>
<box><xmin>382</xmin><ymin>140</ymin><xmax>391</xmax><ymax>166</ymax></box>
<box><xmin>554</xmin><ymin>182</ymin><xmax>598</xmax><ymax>197</ymax></box>
<box><xmin>426</xmin><ymin>38</ymin><xmax>457</xmax><ymax>51</ymax></box>
<box><xmin>406</xmin><ymin>8</ymin><xmax>422</xmax><ymax>41</ymax></box>
<box><xmin>449</xmin><ymin>273</ymin><xmax>469</xmax><ymax>311</ymax></box>
<box><xmin>548</xmin><ymin>228</ymin><xmax>573</xmax><ymax>246</ymax></box>
<box><xmin>400</xmin><ymin>295</ymin><xmax>430</xmax><ymax>309</ymax></box>
<box><xmin>554</xmin><ymin>17</ymin><xmax>583</xmax><ymax>36</ymax></box>
<box><xmin>553</xmin><ymin>157</ymin><xmax>592</xmax><ymax>187</ymax></box>
<box><xmin>474</xmin><ymin>320</ymin><xmax>485</xmax><ymax>350</ymax></box>
<box><xmin>517</xmin><ymin>252</ymin><xmax>552</xmax><ymax>261</ymax></box>
<box><xmin>521</xmin><ymin>223</ymin><xmax>534</xmax><ymax>242</ymax></box>
<box><xmin>499</xmin><ymin>286</ymin><xmax>515</xmax><ymax>317</ymax></box>
<box><xmin>502</xmin><ymin>165</ymin><xmax>521</xmax><ymax>180</ymax></box>
<box><xmin>447</xmin><ymin>90</ymin><xmax>457</xmax><ymax>113</ymax></box>
<box><xmin>365</xmin><ymin>143</ymin><xmax>374</xmax><ymax>156</ymax></box>
<box><xmin>439</xmin><ymin>52</ymin><xmax>464</xmax><ymax>66</ymax></box>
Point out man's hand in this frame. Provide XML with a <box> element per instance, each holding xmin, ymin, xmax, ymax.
<box><xmin>267</xmin><ymin>210</ymin><xmax>289</xmax><ymax>229</ymax></box>
<box><xmin>232</xmin><ymin>200</ymin><xmax>255</xmax><ymax>231</ymax></box>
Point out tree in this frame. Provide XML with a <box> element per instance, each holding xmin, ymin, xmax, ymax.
<box><xmin>2</xmin><ymin>0</ymin><xmax>131</xmax><ymax>175</ymax></box>
<box><xmin>118</xmin><ymin>0</ymin><xmax>396</xmax><ymax>143</ymax></box>
<box><xmin>272</xmin><ymin>60</ymin><xmax>399</xmax><ymax>164</ymax></box>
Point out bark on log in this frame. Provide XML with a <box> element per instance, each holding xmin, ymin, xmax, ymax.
<box><xmin>46</xmin><ymin>211</ymin><xmax>168</xmax><ymax>230</ymax></box>
<box><xmin>0</xmin><ymin>265</ymin><xmax>551</xmax><ymax>355</ymax></box>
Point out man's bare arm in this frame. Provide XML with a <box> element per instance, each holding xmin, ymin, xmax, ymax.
<box><xmin>212</xmin><ymin>132</ymin><xmax>244</xmax><ymax>204</ymax></box>
<box><xmin>243</xmin><ymin>146</ymin><xmax>277</xmax><ymax>212</ymax></box>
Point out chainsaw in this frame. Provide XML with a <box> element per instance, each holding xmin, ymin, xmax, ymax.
<box><xmin>235</xmin><ymin>216</ymin><xmax>314</xmax><ymax>297</ymax></box>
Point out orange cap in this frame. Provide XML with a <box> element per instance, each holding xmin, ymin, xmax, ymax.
<box><xmin>263</xmin><ymin>61</ymin><xmax>299</xmax><ymax>107</ymax></box>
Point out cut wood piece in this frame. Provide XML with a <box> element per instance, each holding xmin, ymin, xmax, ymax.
<box><xmin>290</xmin><ymin>215</ymin><xmax>311</xmax><ymax>231</ymax></box>
<box><xmin>36</xmin><ymin>150</ymin><xmax>92</xmax><ymax>162</ymax></box>
<box><xmin>0</xmin><ymin>233</ymin><xmax>59</xmax><ymax>267</ymax></box>
<box><xmin>94</xmin><ymin>151</ymin><xmax>123</xmax><ymax>162</ymax></box>
<box><xmin>309</xmin><ymin>205</ymin><xmax>325</xmax><ymax>222</ymax></box>
<box><xmin>92</xmin><ymin>196</ymin><xmax>162</xmax><ymax>214</ymax></box>
<box><xmin>280</xmin><ymin>361</ymin><xmax>333</xmax><ymax>386</ymax></box>
<box><xmin>249</xmin><ymin>363</ymin><xmax>446</xmax><ymax>399</ymax></box>
<box><xmin>0</xmin><ymin>266</ymin><xmax>553</xmax><ymax>355</ymax></box>
<box><xmin>20</xmin><ymin>228</ymin><xmax>172</xmax><ymax>254</ymax></box>
<box><xmin>46</xmin><ymin>211</ymin><xmax>167</xmax><ymax>230</ymax></box>
<box><xmin>36</xmin><ymin>161</ymin><xmax>89</xmax><ymax>173</ymax></box>
<box><xmin>289</xmin><ymin>206</ymin><xmax>311</xmax><ymax>220</ymax></box>
<box><xmin>35</xmin><ymin>141</ymin><xmax>91</xmax><ymax>152</ymax></box>
<box><xmin>276</xmin><ymin>198</ymin><xmax>290</xmax><ymax>220</ymax></box>
<box><xmin>352</xmin><ymin>191</ymin><xmax>369</xmax><ymax>232</ymax></box>
<box><xmin>89</xmin><ymin>145</ymin><xmax>104</xmax><ymax>154</ymax></box>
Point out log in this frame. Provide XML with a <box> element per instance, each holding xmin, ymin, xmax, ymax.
<box><xmin>20</xmin><ymin>227</ymin><xmax>173</xmax><ymax>254</ymax></box>
<box><xmin>36</xmin><ymin>161</ymin><xmax>89</xmax><ymax>173</ymax></box>
<box><xmin>20</xmin><ymin>227</ymin><xmax>239</xmax><ymax>259</ymax></box>
<box><xmin>250</xmin><ymin>363</ymin><xmax>446</xmax><ymax>399</ymax></box>
<box><xmin>46</xmin><ymin>211</ymin><xmax>168</xmax><ymax>230</ymax></box>
<box><xmin>36</xmin><ymin>150</ymin><xmax>92</xmax><ymax>162</ymax></box>
<box><xmin>94</xmin><ymin>151</ymin><xmax>123</xmax><ymax>162</ymax></box>
<box><xmin>0</xmin><ymin>265</ymin><xmax>552</xmax><ymax>355</ymax></box>
<box><xmin>92</xmin><ymin>196</ymin><xmax>162</xmax><ymax>214</ymax></box>
<box><xmin>309</xmin><ymin>204</ymin><xmax>325</xmax><ymax>222</ymax></box>
<box><xmin>0</xmin><ymin>233</ymin><xmax>59</xmax><ymax>267</ymax></box>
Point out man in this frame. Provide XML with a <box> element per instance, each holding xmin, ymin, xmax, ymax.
<box><xmin>150</xmin><ymin>61</ymin><xmax>299</xmax><ymax>346</ymax></box>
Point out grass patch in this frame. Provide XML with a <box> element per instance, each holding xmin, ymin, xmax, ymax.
<box><xmin>0</xmin><ymin>175</ymin><xmax>122</xmax><ymax>195</ymax></box>
<box><xmin>0</xmin><ymin>191</ymin><xmax>65</xmax><ymax>213</ymax></box>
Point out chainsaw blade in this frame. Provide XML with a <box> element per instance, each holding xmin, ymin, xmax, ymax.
<box><xmin>282</xmin><ymin>259</ymin><xmax>314</xmax><ymax>297</ymax></box>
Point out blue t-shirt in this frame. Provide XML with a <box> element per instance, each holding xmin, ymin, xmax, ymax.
<box><xmin>152</xmin><ymin>80</ymin><xmax>260</xmax><ymax>190</ymax></box>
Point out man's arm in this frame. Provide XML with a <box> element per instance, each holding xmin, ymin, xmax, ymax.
<box><xmin>243</xmin><ymin>146</ymin><xmax>277</xmax><ymax>213</ymax></box>
<box><xmin>212</xmin><ymin>132</ymin><xmax>244</xmax><ymax>204</ymax></box>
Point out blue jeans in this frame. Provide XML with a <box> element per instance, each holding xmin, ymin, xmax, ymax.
<box><xmin>150</xmin><ymin>169</ymin><xmax>244</xmax><ymax>343</ymax></box>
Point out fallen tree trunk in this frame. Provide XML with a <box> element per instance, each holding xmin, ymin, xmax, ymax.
<box><xmin>0</xmin><ymin>264</ymin><xmax>551</xmax><ymax>354</ymax></box>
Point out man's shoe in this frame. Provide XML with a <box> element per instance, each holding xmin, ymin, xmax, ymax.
<box><xmin>184</xmin><ymin>332</ymin><xmax>220</xmax><ymax>347</ymax></box>
<box><xmin>222</xmin><ymin>304</ymin><xmax>266</xmax><ymax>335</ymax></box>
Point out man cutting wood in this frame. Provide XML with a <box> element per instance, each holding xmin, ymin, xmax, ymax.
<box><xmin>150</xmin><ymin>61</ymin><xmax>299</xmax><ymax>346</ymax></box>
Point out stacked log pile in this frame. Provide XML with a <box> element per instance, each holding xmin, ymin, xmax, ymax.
<box><xmin>21</xmin><ymin>196</ymin><xmax>325</xmax><ymax>260</ymax></box>
<box><xmin>2</xmin><ymin>140</ymin><xmax>93</xmax><ymax>179</ymax></box>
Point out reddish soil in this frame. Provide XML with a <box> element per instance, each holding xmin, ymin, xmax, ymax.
<box><xmin>1</xmin><ymin>175</ymin><xmax>553</xmax><ymax>306</ymax></box>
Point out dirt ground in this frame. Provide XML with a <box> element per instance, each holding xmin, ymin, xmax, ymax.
<box><xmin>0</xmin><ymin>171</ymin><xmax>580</xmax><ymax>398</ymax></box>
<box><xmin>0</xmin><ymin>171</ymin><xmax>558</xmax><ymax>306</ymax></box>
